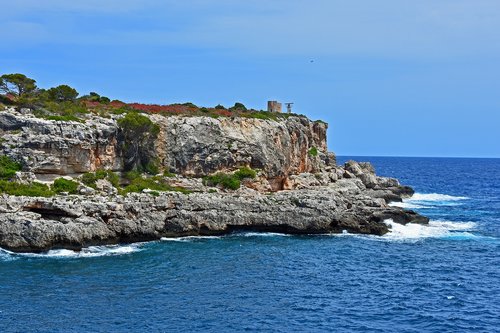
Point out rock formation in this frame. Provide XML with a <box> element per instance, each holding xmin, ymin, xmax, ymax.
<box><xmin>0</xmin><ymin>108</ymin><xmax>429</xmax><ymax>252</ymax></box>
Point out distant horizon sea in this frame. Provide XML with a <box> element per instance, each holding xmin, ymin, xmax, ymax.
<box><xmin>1</xmin><ymin>156</ymin><xmax>499</xmax><ymax>332</ymax></box>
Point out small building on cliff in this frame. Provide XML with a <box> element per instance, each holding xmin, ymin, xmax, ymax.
<box><xmin>267</xmin><ymin>101</ymin><xmax>282</xmax><ymax>113</ymax></box>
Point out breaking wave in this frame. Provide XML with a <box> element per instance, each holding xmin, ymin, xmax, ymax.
<box><xmin>161</xmin><ymin>235</ymin><xmax>223</xmax><ymax>242</ymax></box>
<box><xmin>0</xmin><ymin>244</ymin><xmax>143</xmax><ymax>261</ymax></box>
<box><xmin>409</xmin><ymin>193</ymin><xmax>469</xmax><ymax>202</ymax></box>
<box><xmin>382</xmin><ymin>219</ymin><xmax>479</xmax><ymax>241</ymax></box>
<box><xmin>389</xmin><ymin>202</ymin><xmax>427</xmax><ymax>209</ymax></box>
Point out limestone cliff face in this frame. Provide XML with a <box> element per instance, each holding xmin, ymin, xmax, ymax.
<box><xmin>151</xmin><ymin>115</ymin><xmax>334</xmax><ymax>190</ymax></box>
<box><xmin>0</xmin><ymin>109</ymin><xmax>334</xmax><ymax>187</ymax></box>
<box><xmin>0</xmin><ymin>111</ymin><xmax>121</xmax><ymax>175</ymax></box>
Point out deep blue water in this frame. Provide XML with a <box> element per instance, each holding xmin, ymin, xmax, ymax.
<box><xmin>1</xmin><ymin>157</ymin><xmax>499</xmax><ymax>333</ymax></box>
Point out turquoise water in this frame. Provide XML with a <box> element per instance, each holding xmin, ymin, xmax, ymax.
<box><xmin>1</xmin><ymin>157</ymin><xmax>499</xmax><ymax>332</ymax></box>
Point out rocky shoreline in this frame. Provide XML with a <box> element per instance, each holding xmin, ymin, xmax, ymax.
<box><xmin>0</xmin><ymin>108</ymin><xmax>429</xmax><ymax>252</ymax></box>
<box><xmin>0</xmin><ymin>160</ymin><xmax>428</xmax><ymax>253</ymax></box>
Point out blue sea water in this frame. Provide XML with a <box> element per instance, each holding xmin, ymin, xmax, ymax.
<box><xmin>1</xmin><ymin>157</ymin><xmax>499</xmax><ymax>333</ymax></box>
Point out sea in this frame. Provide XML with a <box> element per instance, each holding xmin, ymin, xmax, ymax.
<box><xmin>0</xmin><ymin>157</ymin><xmax>499</xmax><ymax>332</ymax></box>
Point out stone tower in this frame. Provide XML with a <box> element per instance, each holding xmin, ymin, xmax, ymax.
<box><xmin>267</xmin><ymin>101</ymin><xmax>282</xmax><ymax>113</ymax></box>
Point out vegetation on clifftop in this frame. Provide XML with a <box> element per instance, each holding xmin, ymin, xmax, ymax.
<box><xmin>0</xmin><ymin>73</ymin><xmax>319</xmax><ymax>123</ymax></box>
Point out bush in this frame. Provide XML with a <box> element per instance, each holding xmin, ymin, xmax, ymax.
<box><xmin>99</xmin><ymin>96</ymin><xmax>110</xmax><ymax>104</ymax></box>
<box><xmin>203</xmin><ymin>167</ymin><xmax>256</xmax><ymax>190</ymax></box>
<box><xmin>203</xmin><ymin>173</ymin><xmax>241</xmax><ymax>190</ymax></box>
<box><xmin>230</xmin><ymin>102</ymin><xmax>247</xmax><ymax>111</ymax></box>
<box><xmin>0</xmin><ymin>155</ymin><xmax>22</xmax><ymax>180</ymax></box>
<box><xmin>81</xmin><ymin>170</ymin><xmax>120</xmax><ymax>189</ymax></box>
<box><xmin>308</xmin><ymin>147</ymin><xmax>318</xmax><ymax>157</ymax></box>
<box><xmin>214</xmin><ymin>104</ymin><xmax>225</xmax><ymax>109</ymax></box>
<box><xmin>144</xmin><ymin>161</ymin><xmax>159</xmax><ymax>175</ymax></box>
<box><xmin>234</xmin><ymin>167</ymin><xmax>257</xmax><ymax>180</ymax></box>
<box><xmin>0</xmin><ymin>180</ymin><xmax>53</xmax><ymax>197</ymax></box>
<box><xmin>182</xmin><ymin>102</ymin><xmax>197</xmax><ymax>108</ymax></box>
<box><xmin>52</xmin><ymin>178</ymin><xmax>79</xmax><ymax>194</ymax></box>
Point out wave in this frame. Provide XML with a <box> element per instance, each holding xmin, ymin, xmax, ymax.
<box><xmin>409</xmin><ymin>193</ymin><xmax>469</xmax><ymax>202</ymax></box>
<box><xmin>382</xmin><ymin>219</ymin><xmax>478</xmax><ymax>241</ymax></box>
<box><xmin>160</xmin><ymin>235</ymin><xmax>222</xmax><ymax>242</ymax></box>
<box><xmin>161</xmin><ymin>232</ymin><xmax>292</xmax><ymax>242</ymax></box>
<box><xmin>0</xmin><ymin>244</ymin><xmax>142</xmax><ymax>261</ymax></box>
<box><xmin>230</xmin><ymin>232</ymin><xmax>291</xmax><ymax>238</ymax></box>
<box><xmin>389</xmin><ymin>202</ymin><xmax>427</xmax><ymax>209</ymax></box>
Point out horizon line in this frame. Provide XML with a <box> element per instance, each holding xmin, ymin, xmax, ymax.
<box><xmin>336</xmin><ymin>154</ymin><xmax>500</xmax><ymax>159</ymax></box>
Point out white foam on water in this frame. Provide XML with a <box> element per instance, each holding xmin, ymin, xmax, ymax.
<box><xmin>0</xmin><ymin>244</ymin><xmax>142</xmax><ymax>260</ymax></box>
<box><xmin>0</xmin><ymin>247</ymin><xmax>17</xmax><ymax>261</ymax></box>
<box><xmin>389</xmin><ymin>202</ymin><xmax>427</xmax><ymax>209</ymax></box>
<box><xmin>409</xmin><ymin>193</ymin><xmax>469</xmax><ymax>202</ymax></box>
<box><xmin>382</xmin><ymin>219</ymin><xmax>478</xmax><ymax>241</ymax></box>
<box><xmin>160</xmin><ymin>235</ymin><xmax>222</xmax><ymax>242</ymax></box>
<box><xmin>233</xmin><ymin>232</ymin><xmax>291</xmax><ymax>238</ymax></box>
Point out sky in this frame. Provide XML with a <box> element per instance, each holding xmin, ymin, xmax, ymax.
<box><xmin>1</xmin><ymin>0</ymin><xmax>499</xmax><ymax>157</ymax></box>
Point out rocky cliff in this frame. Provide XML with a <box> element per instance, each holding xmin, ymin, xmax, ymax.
<box><xmin>0</xmin><ymin>109</ymin><xmax>334</xmax><ymax>189</ymax></box>
<box><xmin>0</xmin><ymin>107</ymin><xmax>429</xmax><ymax>252</ymax></box>
<box><xmin>151</xmin><ymin>115</ymin><xmax>334</xmax><ymax>190</ymax></box>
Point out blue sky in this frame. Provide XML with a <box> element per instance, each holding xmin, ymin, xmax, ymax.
<box><xmin>1</xmin><ymin>0</ymin><xmax>499</xmax><ymax>157</ymax></box>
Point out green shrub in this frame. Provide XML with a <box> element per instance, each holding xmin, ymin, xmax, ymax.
<box><xmin>99</xmin><ymin>96</ymin><xmax>110</xmax><ymax>104</ymax></box>
<box><xmin>0</xmin><ymin>155</ymin><xmax>21</xmax><ymax>180</ymax></box>
<box><xmin>234</xmin><ymin>166</ymin><xmax>257</xmax><ymax>180</ymax></box>
<box><xmin>214</xmin><ymin>104</ymin><xmax>225</xmax><ymax>109</ymax></box>
<box><xmin>81</xmin><ymin>172</ymin><xmax>97</xmax><ymax>188</ymax></box>
<box><xmin>106</xmin><ymin>171</ymin><xmax>120</xmax><ymax>188</ymax></box>
<box><xmin>182</xmin><ymin>102</ymin><xmax>197</xmax><ymax>108</ymax></box>
<box><xmin>0</xmin><ymin>180</ymin><xmax>53</xmax><ymax>197</ymax></box>
<box><xmin>144</xmin><ymin>161</ymin><xmax>159</xmax><ymax>175</ymax></box>
<box><xmin>230</xmin><ymin>102</ymin><xmax>247</xmax><ymax>111</ymax></box>
<box><xmin>308</xmin><ymin>147</ymin><xmax>318</xmax><ymax>157</ymax></box>
<box><xmin>203</xmin><ymin>173</ymin><xmax>240</xmax><ymax>190</ymax></box>
<box><xmin>124</xmin><ymin>170</ymin><xmax>142</xmax><ymax>181</ymax></box>
<box><xmin>52</xmin><ymin>178</ymin><xmax>79</xmax><ymax>194</ymax></box>
<box><xmin>81</xmin><ymin>170</ymin><xmax>120</xmax><ymax>189</ymax></box>
<box><xmin>203</xmin><ymin>167</ymin><xmax>256</xmax><ymax>190</ymax></box>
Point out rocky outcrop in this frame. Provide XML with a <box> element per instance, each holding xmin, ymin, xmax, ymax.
<box><xmin>0</xmin><ymin>109</ymin><xmax>334</xmax><ymax>188</ymax></box>
<box><xmin>0</xmin><ymin>162</ymin><xmax>428</xmax><ymax>253</ymax></box>
<box><xmin>0</xmin><ymin>111</ymin><xmax>121</xmax><ymax>175</ymax></box>
<box><xmin>0</xmin><ymin>107</ymin><xmax>430</xmax><ymax>252</ymax></box>
<box><xmin>151</xmin><ymin>115</ymin><xmax>333</xmax><ymax>190</ymax></box>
